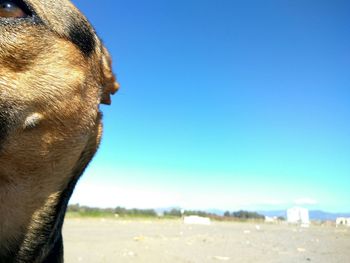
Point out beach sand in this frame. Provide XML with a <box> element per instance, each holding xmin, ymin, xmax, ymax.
<box><xmin>63</xmin><ymin>218</ymin><xmax>350</xmax><ymax>263</ymax></box>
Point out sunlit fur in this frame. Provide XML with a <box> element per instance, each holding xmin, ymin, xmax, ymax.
<box><xmin>0</xmin><ymin>0</ymin><xmax>118</xmax><ymax>262</ymax></box>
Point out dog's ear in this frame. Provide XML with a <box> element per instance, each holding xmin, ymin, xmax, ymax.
<box><xmin>100</xmin><ymin>46</ymin><xmax>119</xmax><ymax>105</ymax></box>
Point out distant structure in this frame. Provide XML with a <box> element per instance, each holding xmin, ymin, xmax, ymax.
<box><xmin>287</xmin><ymin>207</ymin><xmax>310</xmax><ymax>227</ymax></box>
<box><xmin>336</xmin><ymin>217</ymin><xmax>350</xmax><ymax>227</ymax></box>
<box><xmin>265</xmin><ymin>216</ymin><xmax>278</xmax><ymax>223</ymax></box>
<box><xmin>183</xmin><ymin>215</ymin><xmax>211</xmax><ymax>225</ymax></box>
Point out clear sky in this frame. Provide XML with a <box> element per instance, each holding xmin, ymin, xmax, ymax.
<box><xmin>70</xmin><ymin>0</ymin><xmax>350</xmax><ymax>213</ymax></box>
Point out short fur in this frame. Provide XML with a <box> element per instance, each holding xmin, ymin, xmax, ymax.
<box><xmin>0</xmin><ymin>0</ymin><xmax>118</xmax><ymax>262</ymax></box>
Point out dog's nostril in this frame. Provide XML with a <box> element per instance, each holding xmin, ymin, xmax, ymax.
<box><xmin>0</xmin><ymin>0</ymin><xmax>31</xmax><ymax>18</ymax></box>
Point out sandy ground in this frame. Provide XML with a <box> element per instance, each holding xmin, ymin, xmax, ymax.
<box><xmin>63</xmin><ymin>218</ymin><xmax>350</xmax><ymax>263</ymax></box>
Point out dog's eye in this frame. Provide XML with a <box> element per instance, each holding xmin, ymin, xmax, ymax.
<box><xmin>0</xmin><ymin>0</ymin><xmax>31</xmax><ymax>18</ymax></box>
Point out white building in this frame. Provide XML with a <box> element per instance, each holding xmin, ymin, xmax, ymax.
<box><xmin>183</xmin><ymin>215</ymin><xmax>211</xmax><ymax>225</ymax></box>
<box><xmin>336</xmin><ymin>217</ymin><xmax>350</xmax><ymax>227</ymax></box>
<box><xmin>287</xmin><ymin>207</ymin><xmax>310</xmax><ymax>226</ymax></box>
<box><xmin>265</xmin><ymin>216</ymin><xmax>278</xmax><ymax>223</ymax></box>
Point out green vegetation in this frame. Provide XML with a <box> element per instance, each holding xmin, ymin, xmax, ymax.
<box><xmin>164</xmin><ymin>209</ymin><xmax>217</xmax><ymax>218</ymax></box>
<box><xmin>223</xmin><ymin>210</ymin><xmax>265</xmax><ymax>220</ymax></box>
<box><xmin>164</xmin><ymin>209</ymin><xmax>265</xmax><ymax>221</ymax></box>
<box><xmin>114</xmin><ymin>206</ymin><xmax>157</xmax><ymax>217</ymax></box>
<box><xmin>67</xmin><ymin>204</ymin><xmax>157</xmax><ymax>218</ymax></box>
<box><xmin>67</xmin><ymin>204</ymin><xmax>266</xmax><ymax>222</ymax></box>
<box><xmin>66</xmin><ymin>204</ymin><xmax>116</xmax><ymax>218</ymax></box>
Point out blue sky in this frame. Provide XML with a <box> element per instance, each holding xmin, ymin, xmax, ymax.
<box><xmin>70</xmin><ymin>0</ymin><xmax>350</xmax><ymax>213</ymax></box>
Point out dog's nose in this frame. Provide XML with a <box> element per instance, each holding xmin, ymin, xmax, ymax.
<box><xmin>101</xmin><ymin>81</ymin><xmax>119</xmax><ymax>105</ymax></box>
<box><xmin>114</xmin><ymin>82</ymin><xmax>120</xmax><ymax>94</ymax></box>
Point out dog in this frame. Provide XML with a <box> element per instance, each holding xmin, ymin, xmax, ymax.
<box><xmin>0</xmin><ymin>0</ymin><xmax>118</xmax><ymax>262</ymax></box>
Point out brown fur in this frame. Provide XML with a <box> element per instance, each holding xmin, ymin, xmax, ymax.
<box><xmin>0</xmin><ymin>0</ymin><xmax>118</xmax><ymax>262</ymax></box>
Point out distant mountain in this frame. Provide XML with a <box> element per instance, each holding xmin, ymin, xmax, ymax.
<box><xmin>309</xmin><ymin>210</ymin><xmax>350</xmax><ymax>221</ymax></box>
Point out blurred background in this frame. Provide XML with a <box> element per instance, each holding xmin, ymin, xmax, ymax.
<box><xmin>69</xmin><ymin>0</ymin><xmax>350</xmax><ymax>214</ymax></box>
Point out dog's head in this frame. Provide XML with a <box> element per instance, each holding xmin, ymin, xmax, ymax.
<box><xmin>0</xmin><ymin>0</ymin><xmax>118</xmax><ymax>177</ymax></box>
<box><xmin>0</xmin><ymin>0</ymin><xmax>119</xmax><ymax>208</ymax></box>
<box><xmin>0</xmin><ymin>2</ymin><xmax>118</xmax><ymax>259</ymax></box>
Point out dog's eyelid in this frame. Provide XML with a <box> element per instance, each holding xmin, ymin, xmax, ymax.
<box><xmin>17</xmin><ymin>0</ymin><xmax>35</xmax><ymax>15</ymax></box>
